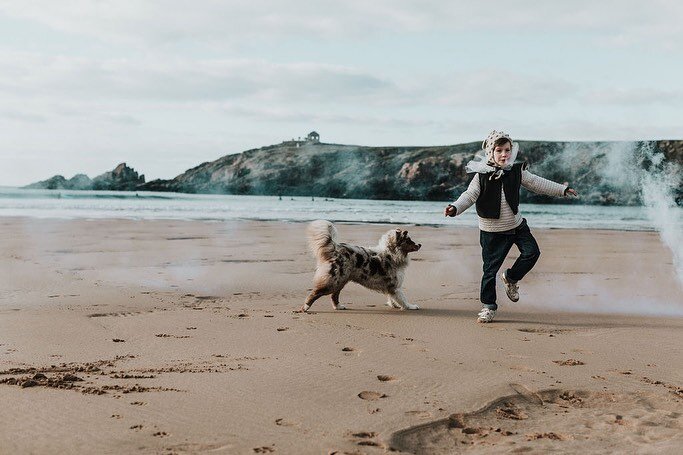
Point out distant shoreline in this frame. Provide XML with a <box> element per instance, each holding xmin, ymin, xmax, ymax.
<box><xmin>18</xmin><ymin>140</ymin><xmax>683</xmax><ymax>207</ymax></box>
<box><xmin>2</xmin><ymin>187</ymin><xmax>677</xmax><ymax>232</ymax></box>
<box><xmin>0</xmin><ymin>214</ymin><xmax>663</xmax><ymax>234</ymax></box>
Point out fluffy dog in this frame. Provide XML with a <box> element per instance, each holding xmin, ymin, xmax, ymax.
<box><xmin>301</xmin><ymin>220</ymin><xmax>421</xmax><ymax>312</ymax></box>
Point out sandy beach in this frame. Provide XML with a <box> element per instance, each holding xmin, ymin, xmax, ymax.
<box><xmin>1</xmin><ymin>217</ymin><xmax>681</xmax><ymax>454</ymax></box>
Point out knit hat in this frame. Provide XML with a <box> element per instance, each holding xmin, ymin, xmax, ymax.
<box><xmin>482</xmin><ymin>130</ymin><xmax>512</xmax><ymax>161</ymax></box>
<box><xmin>465</xmin><ymin>129</ymin><xmax>519</xmax><ymax>175</ymax></box>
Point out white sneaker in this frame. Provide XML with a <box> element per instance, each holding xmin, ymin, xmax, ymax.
<box><xmin>501</xmin><ymin>272</ymin><xmax>519</xmax><ymax>302</ymax></box>
<box><xmin>477</xmin><ymin>308</ymin><xmax>496</xmax><ymax>323</ymax></box>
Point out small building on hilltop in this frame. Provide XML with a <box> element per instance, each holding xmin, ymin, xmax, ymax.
<box><xmin>282</xmin><ymin>131</ymin><xmax>321</xmax><ymax>147</ymax></box>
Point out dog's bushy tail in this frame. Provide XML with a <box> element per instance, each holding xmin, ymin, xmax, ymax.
<box><xmin>307</xmin><ymin>220</ymin><xmax>338</xmax><ymax>262</ymax></box>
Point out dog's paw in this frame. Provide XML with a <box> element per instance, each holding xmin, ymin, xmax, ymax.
<box><xmin>299</xmin><ymin>305</ymin><xmax>310</xmax><ymax>313</ymax></box>
<box><xmin>334</xmin><ymin>304</ymin><xmax>347</xmax><ymax>310</ymax></box>
<box><xmin>405</xmin><ymin>303</ymin><xmax>420</xmax><ymax>310</ymax></box>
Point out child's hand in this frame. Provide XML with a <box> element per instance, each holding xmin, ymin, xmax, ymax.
<box><xmin>444</xmin><ymin>205</ymin><xmax>456</xmax><ymax>217</ymax></box>
<box><xmin>565</xmin><ymin>188</ymin><xmax>578</xmax><ymax>197</ymax></box>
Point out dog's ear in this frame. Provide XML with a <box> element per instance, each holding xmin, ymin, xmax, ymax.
<box><xmin>402</xmin><ymin>230</ymin><xmax>411</xmax><ymax>247</ymax></box>
<box><xmin>398</xmin><ymin>230</ymin><xmax>421</xmax><ymax>254</ymax></box>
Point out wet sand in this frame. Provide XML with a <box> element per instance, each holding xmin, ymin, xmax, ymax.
<box><xmin>1</xmin><ymin>217</ymin><xmax>681</xmax><ymax>454</ymax></box>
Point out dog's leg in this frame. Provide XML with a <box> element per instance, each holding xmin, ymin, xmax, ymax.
<box><xmin>331</xmin><ymin>290</ymin><xmax>346</xmax><ymax>310</ymax></box>
<box><xmin>392</xmin><ymin>289</ymin><xmax>419</xmax><ymax>310</ymax></box>
<box><xmin>301</xmin><ymin>289</ymin><xmax>327</xmax><ymax>312</ymax></box>
<box><xmin>386</xmin><ymin>295</ymin><xmax>402</xmax><ymax>309</ymax></box>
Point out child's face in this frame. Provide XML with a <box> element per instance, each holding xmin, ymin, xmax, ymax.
<box><xmin>492</xmin><ymin>141</ymin><xmax>512</xmax><ymax>166</ymax></box>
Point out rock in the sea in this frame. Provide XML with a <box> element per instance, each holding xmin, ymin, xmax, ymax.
<box><xmin>24</xmin><ymin>163</ymin><xmax>144</xmax><ymax>191</ymax></box>
<box><xmin>92</xmin><ymin>163</ymin><xmax>145</xmax><ymax>191</ymax></box>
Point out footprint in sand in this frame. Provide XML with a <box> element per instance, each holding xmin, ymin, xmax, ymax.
<box><xmin>356</xmin><ymin>440</ymin><xmax>383</xmax><ymax>447</ymax></box>
<box><xmin>553</xmin><ymin>359</ymin><xmax>585</xmax><ymax>366</ymax></box>
<box><xmin>341</xmin><ymin>347</ymin><xmax>355</xmax><ymax>352</ymax></box>
<box><xmin>351</xmin><ymin>431</ymin><xmax>377</xmax><ymax>438</ymax></box>
<box><xmin>377</xmin><ymin>375</ymin><xmax>397</xmax><ymax>382</ymax></box>
<box><xmin>275</xmin><ymin>418</ymin><xmax>297</xmax><ymax>427</ymax></box>
<box><xmin>347</xmin><ymin>431</ymin><xmax>383</xmax><ymax>447</ymax></box>
<box><xmin>405</xmin><ymin>410</ymin><xmax>432</xmax><ymax>419</ymax></box>
<box><xmin>358</xmin><ymin>391</ymin><xmax>387</xmax><ymax>401</ymax></box>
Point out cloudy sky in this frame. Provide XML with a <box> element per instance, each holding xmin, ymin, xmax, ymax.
<box><xmin>1</xmin><ymin>1</ymin><xmax>682</xmax><ymax>186</ymax></box>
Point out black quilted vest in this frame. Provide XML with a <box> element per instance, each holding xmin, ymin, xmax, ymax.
<box><xmin>476</xmin><ymin>162</ymin><xmax>526</xmax><ymax>219</ymax></box>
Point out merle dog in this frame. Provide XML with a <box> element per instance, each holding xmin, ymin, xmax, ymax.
<box><xmin>301</xmin><ymin>220</ymin><xmax>421</xmax><ymax>312</ymax></box>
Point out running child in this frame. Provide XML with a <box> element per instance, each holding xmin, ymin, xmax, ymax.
<box><xmin>444</xmin><ymin>130</ymin><xmax>578</xmax><ymax>322</ymax></box>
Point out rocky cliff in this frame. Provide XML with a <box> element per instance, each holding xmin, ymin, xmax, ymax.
<box><xmin>24</xmin><ymin>141</ymin><xmax>682</xmax><ymax>205</ymax></box>
<box><xmin>25</xmin><ymin>163</ymin><xmax>145</xmax><ymax>191</ymax></box>
<box><xmin>141</xmin><ymin>140</ymin><xmax>683</xmax><ymax>206</ymax></box>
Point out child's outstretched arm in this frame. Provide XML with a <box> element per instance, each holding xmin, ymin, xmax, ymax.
<box><xmin>445</xmin><ymin>176</ymin><xmax>480</xmax><ymax>217</ymax></box>
<box><xmin>522</xmin><ymin>169</ymin><xmax>578</xmax><ymax>198</ymax></box>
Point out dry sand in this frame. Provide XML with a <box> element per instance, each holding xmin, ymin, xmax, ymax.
<box><xmin>0</xmin><ymin>217</ymin><xmax>681</xmax><ymax>454</ymax></box>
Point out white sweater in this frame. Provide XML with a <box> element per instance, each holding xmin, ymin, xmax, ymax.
<box><xmin>451</xmin><ymin>170</ymin><xmax>567</xmax><ymax>232</ymax></box>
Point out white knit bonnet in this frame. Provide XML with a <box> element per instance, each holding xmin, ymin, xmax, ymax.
<box><xmin>482</xmin><ymin>130</ymin><xmax>513</xmax><ymax>161</ymax></box>
<box><xmin>466</xmin><ymin>129</ymin><xmax>519</xmax><ymax>174</ymax></box>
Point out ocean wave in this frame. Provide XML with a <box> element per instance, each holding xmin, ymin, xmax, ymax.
<box><xmin>1</xmin><ymin>187</ymin><xmax>679</xmax><ymax>232</ymax></box>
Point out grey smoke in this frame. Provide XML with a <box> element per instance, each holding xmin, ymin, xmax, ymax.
<box><xmin>538</xmin><ymin>141</ymin><xmax>682</xmax><ymax>288</ymax></box>
<box><xmin>639</xmin><ymin>144</ymin><xmax>683</xmax><ymax>286</ymax></box>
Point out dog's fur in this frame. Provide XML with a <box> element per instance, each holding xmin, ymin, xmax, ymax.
<box><xmin>301</xmin><ymin>220</ymin><xmax>421</xmax><ymax>312</ymax></box>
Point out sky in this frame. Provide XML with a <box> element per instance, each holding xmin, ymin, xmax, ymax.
<box><xmin>1</xmin><ymin>0</ymin><xmax>682</xmax><ymax>186</ymax></box>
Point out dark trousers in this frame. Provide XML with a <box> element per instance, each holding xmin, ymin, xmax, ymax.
<box><xmin>479</xmin><ymin>219</ymin><xmax>540</xmax><ymax>310</ymax></box>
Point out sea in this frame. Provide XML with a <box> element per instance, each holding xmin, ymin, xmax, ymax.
<box><xmin>1</xmin><ymin>187</ymin><xmax>680</xmax><ymax>231</ymax></box>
